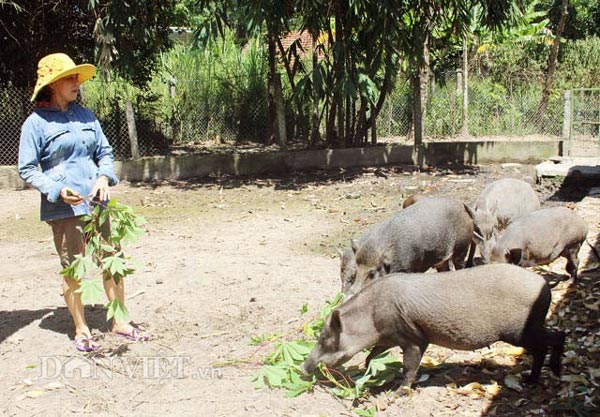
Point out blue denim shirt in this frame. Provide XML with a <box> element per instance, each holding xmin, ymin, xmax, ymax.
<box><xmin>18</xmin><ymin>103</ymin><xmax>119</xmax><ymax>221</ymax></box>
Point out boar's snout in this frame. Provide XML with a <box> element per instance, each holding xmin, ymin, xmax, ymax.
<box><xmin>299</xmin><ymin>360</ymin><xmax>315</xmax><ymax>375</ymax></box>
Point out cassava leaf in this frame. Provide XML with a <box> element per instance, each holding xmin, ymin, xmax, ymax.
<box><xmin>355</xmin><ymin>407</ymin><xmax>377</xmax><ymax>417</ymax></box>
<box><xmin>251</xmin><ymin>365</ymin><xmax>288</xmax><ymax>389</ymax></box>
<box><xmin>103</xmin><ymin>255</ymin><xmax>127</xmax><ymax>277</ymax></box>
<box><xmin>106</xmin><ymin>297</ymin><xmax>129</xmax><ymax>323</ymax></box>
<box><xmin>76</xmin><ymin>279</ymin><xmax>104</xmax><ymax>305</ymax></box>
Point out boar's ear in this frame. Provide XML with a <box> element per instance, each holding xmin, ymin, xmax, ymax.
<box><xmin>379</xmin><ymin>254</ymin><xmax>391</xmax><ymax>274</ymax></box>
<box><xmin>337</xmin><ymin>246</ymin><xmax>344</xmax><ymax>258</ymax></box>
<box><xmin>378</xmin><ymin>261</ymin><xmax>391</xmax><ymax>275</ymax></box>
<box><xmin>507</xmin><ymin>248</ymin><xmax>523</xmax><ymax>265</ymax></box>
<box><xmin>489</xmin><ymin>200</ymin><xmax>499</xmax><ymax>219</ymax></box>
<box><xmin>464</xmin><ymin>203</ymin><xmax>476</xmax><ymax>220</ymax></box>
<box><xmin>330</xmin><ymin>310</ymin><xmax>343</xmax><ymax>334</ymax></box>
<box><xmin>351</xmin><ymin>239</ymin><xmax>359</xmax><ymax>254</ymax></box>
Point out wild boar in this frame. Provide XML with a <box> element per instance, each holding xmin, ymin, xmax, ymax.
<box><xmin>344</xmin><ymin>197</ymin><xmax>474</xmax><ymax>297</ymax></box>
<box><xmin>302</xmin><ymin>264</ymin><xmax>565</xmax><ymax>394</ymax></box>
<box><xmin>490</xmin><ymin>206</ymin><xmax>588</xmax><ymax>285</ymax></box>
<box><xmin>469</xmin><ymin>178</ymin><xmax>540</xmax><ymax>264</ymax></box>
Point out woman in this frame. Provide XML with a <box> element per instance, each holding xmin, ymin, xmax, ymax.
<box><xmin>18</xmin><ymin>53</ymin><xmax>149</xmax><ymax>351</ymax></box>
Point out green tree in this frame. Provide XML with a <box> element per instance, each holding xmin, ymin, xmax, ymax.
<box><xmin>196</xmin><ymin>0</ymin><xmax>295</xmax><ymax>147</ymax></box>
<box><xmin>196</xmin><ymin>1</ymin><xmax>407</xmax><ymax>148</ymax></box>
<box><xmin>172</xmin><ymin>0</ymin><xmax>204</xmax><ymax>28</ymax></box>
<box><xmin>539</xmin><ymin>0</ymin><xmax>600</xmax><ymax>39</ymax></box>
<box><xmin>537</xmin><ymin>0</ymin><xmax>569</xmax><ymax>123</ymax></box>
<box><xmin>456</xmin><ymin>1</ymin><xmax>551</xmax><ymax>135</ymax></box>
<box><xmin>0</xmin><ymin>0</ymin><xmax>175</xmax><ymax>89</ymax></box>
<box><xmin>88</xmin><ymin>0</ymin><xmax>176</xmax><ymax>87</ymax></box>
<box><xmin>0</xmin><ymin>0</ymin><xmax>95</xmax><ymax>88</ymax></box>
<box><xmin>194</xmin><ymin>1</ymin><xmax>521</xmax><ymax>150</ymax></box>
<box><xmin>398</xmin><ymin>0</ymin><xmax>523</xmax><ymax>156</ymax></box>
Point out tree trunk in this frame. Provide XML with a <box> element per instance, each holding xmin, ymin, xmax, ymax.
<box><xmin>537</xmin><ymin>0</ymin><xmax>569</xmax><ymax>126</ymax></box>
<box><xmin>125</xmin><ymin>100</ymin><xmax>140</xmax><ymax>160</ymax></box>
<box><xmin>370</xmin><ymin>111</ymin><xmax>377</xmax><ymax>145</ymax></box>
<box><xmin>267</xmin><ymin>30</ymin><xmax>278</xmax><ymax>144</ymax></box>
<box><xmin>310</xmin><ymin>30</ymin><xmax>321</xmax><ymax>147</ymax></box>
<box><xmin>412</xmin><ymin>45</ymin><xmax>430</xmax><ymax>148</ymax></box>
<box><xmin>273</xmin><ymin>73</ymin><xmax>287</xmax><ymax>150</ymax></box>
<box><xmin>366</xmin><ymin>63</ymin><xmax>394</xmax><ymax>146</ymax></box>
<box><xmin>411</xmin><ymin>16</ymin><xmax>432</xmax><ymax>168</ymax></box>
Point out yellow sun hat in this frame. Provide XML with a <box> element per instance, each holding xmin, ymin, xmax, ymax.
<box><xmin>31</xmin><ymin>53</ymin><xmax>96</xmax><ymax>102</ymax></box>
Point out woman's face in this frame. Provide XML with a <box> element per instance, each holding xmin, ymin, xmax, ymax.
<box><xmin>50</xmin><ymin>74</ymin><xmax>80</xmax><ymax>106</ymax></box>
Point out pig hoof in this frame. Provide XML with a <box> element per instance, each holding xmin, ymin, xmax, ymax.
<box><xmin>392</xmin><ymin>385</ymin><xmax>413</xmax><ymax>398</ymax></box>
<box><xmin>298</xmin><ymin>363</ymin><xmax>310</xmax><ymax>375</ymax></box>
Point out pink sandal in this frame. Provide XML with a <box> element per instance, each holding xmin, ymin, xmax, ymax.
<box><xmin>115</xmin><ymin>328</ymin><xmax>151</xmax><ymax>342</ymax></box>
<box><xmin>74</xmin><ymin>335</ymin><xmax>100</xmax><ymax>352</ymax></box>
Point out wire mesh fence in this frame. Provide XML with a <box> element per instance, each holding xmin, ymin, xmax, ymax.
<box><xmin>378</xmin><ymin>74</ymin><xmax>564</xmax><ymax>140</ymax></box>
<box><xmin>0</xmin><ymin>88</ymin><xmax>34</xmax><ymax>166</ymax></box>
<box><xmin>566</xmin><ymin>88</ymin><xmax>600</xmax><ymax>156</ymax></box>
<box><xmin>0</xmin><ymin>74</ymin><xmax>573</xmax><ymax>166</ymax></box>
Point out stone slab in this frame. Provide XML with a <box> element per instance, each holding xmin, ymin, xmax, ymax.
<box><xmin>536</xmin><ymin>156</ymin><xmax>600</xmax><ymax>180</ymax></box>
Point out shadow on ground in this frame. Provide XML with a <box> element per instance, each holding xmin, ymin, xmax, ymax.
<box><xmin>38</xmin><ymin>304</ymin><xmax>109</xmax><ymax>338</ymax></box>
<box><xmin>0</xmin><ymin>308</ymin><xmax>52</xmax><ymax>344</ymax></box>
<box><xmin>0</xmin><ymin>304</ymin><xmax>109</xmax><ymax>345</ymax></box>
<box><xmin>539</xmin><ymin>176</ymin><xmax>598</xmax><ymax>204</ymax></box>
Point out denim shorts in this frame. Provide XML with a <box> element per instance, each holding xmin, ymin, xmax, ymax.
<box><xmin>47</xmin><ymin>216</ymin><xmax>112</xmax><ymax>268</ymax></box>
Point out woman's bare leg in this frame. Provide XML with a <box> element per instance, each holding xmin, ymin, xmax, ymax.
<box><xmin>63</xmin><ymin>276</ymin><xmax>91</xmax><ymax>337</ymax></box>
<box><xmin>102</xmin><ymin>274</ymin><xmax>135</xmax><ymax>334</ymax></box>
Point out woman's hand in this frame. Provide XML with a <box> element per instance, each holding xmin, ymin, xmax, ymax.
<box><xmin>60</xmin><ymin>187</ymin><xmax>85</xmax><ymax>205</ymax></box>
<box><xmin>89</xmin><ymin>175</ymin><xmax>110</xmax><ymax>202</ymax></box>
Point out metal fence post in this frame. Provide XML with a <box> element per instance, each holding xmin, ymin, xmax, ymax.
<box><xmin>125</xmin><ymin>100</ymin><xmax>140</xmax><ymax>159</ymax></box>
<box><xmin>562</xmin><ymin>90</ymin><xmax>572</xmax><ymax>156</ymax></box>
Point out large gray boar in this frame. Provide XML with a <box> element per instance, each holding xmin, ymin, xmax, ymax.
<box><xmin>469</xmin><ymin>178</ymin><xmax>540</xmax><ymax>263</ymax></box>
<box><xmin>342</xmin><ymin>197</ymin><xmax>474</xmax><ymax>297</ymax></box>
<box><xmin>490</xmin><ymin>206</ymin><xmax>588</xmax><ymax>285</ymax></box>
<box><xmin>302</xmin><ymin>264</ymin><xmax>565</xmax><ymax>394</ymax></box>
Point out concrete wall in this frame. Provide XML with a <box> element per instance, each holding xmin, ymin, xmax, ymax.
<box><xmin>1</xmin><ymin>140</ymin><xmax>561</xmax><ymax>189</ymax></box>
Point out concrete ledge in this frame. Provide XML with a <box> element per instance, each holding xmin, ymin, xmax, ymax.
<box><xmin>536</xmin><ymin>156</ymin><xmax>600</xmax><ymax>180</ymax></box>
<box><xmin>1</xmin><ymin>140</ymin><xmax>561</xmax><ymax>189</ymax></box>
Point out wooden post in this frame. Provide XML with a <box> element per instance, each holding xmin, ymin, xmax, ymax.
<box><xmin>169</xmin><ymin>76</ymin><xmax>180</xmax><ymax>142</ymax></box>
<box><xmin>125</xmin><ymin>100</ymin><xmax>140</xmax><ymax>159</ymax></box>
<box><xmin>562</xmin><ymin>90</ymin><xmax>572</xmax><ymax>156</ymax></box>
<box><xmin>273</xmin><ymin>73</ymin><xmax>287</xmax><ymax>150</ymax></box>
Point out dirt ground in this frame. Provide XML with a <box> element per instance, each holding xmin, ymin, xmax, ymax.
<box><xmin>1</xmin><ymin>162</ymin><xmax>599</xmax><ymax>416</ymax></box>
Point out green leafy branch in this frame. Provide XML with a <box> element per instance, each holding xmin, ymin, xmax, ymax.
<box><xmin>250</xmin><ymin>292</ymin><xmax>404</xmax><ymax>413</ymax></box>
<box><xmin>249</xmin><ymin>294</ymin><xmax>342</xmax><ymax>396</ymax></box>
<box><xmin>60</xmin><ymin>199</ymin><xmax>146</xmax><ymax>324</ymax></box>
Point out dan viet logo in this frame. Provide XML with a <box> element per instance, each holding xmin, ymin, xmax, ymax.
<box><xmin>39</xmin><ymin>352</ymin><xmax>223</xmax><ymax>380</ymax></box>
